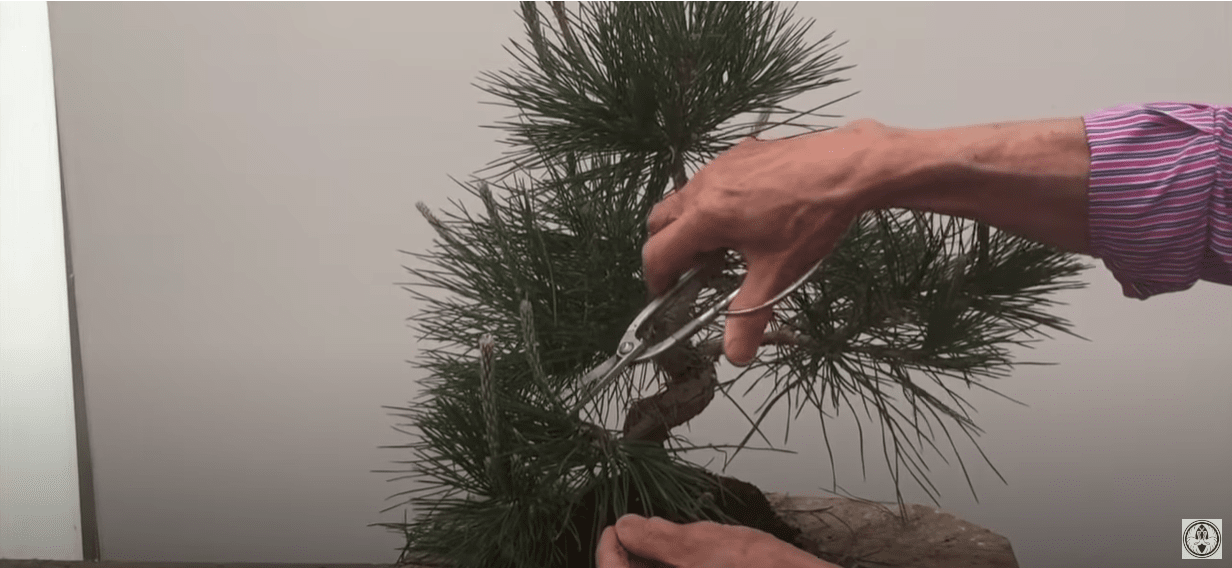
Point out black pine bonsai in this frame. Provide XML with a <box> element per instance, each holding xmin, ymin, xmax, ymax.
<box><xmin>375</xmin><ymin>3</ymin><xmax>1087</xmax><ymax>567</ymax></box>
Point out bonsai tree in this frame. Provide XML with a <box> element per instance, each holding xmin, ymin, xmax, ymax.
<box><xmin>376</xmin><ymin>3</ymin><xmax>1086</xmax><ymax>567</ymax></box>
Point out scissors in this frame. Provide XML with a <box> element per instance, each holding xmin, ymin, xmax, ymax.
<box><xmin>564</xmin><ymin>255</ymin><xmax>826</xmax><ymax>415</ymax></box>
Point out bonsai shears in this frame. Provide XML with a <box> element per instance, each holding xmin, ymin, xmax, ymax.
<box><xmin>564</xmin><ymin>255</ymin><xmax>825</xmax><ymax>415</ymax></box>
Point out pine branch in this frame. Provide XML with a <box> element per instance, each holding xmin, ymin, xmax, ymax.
<box><xmin>619</xmin><ymin>254</ymin><xmax>727</xmax><ymax>443</ymax></box>
<box><xmin>622</xmin><ymin>361</ymin><xmax>718</xmax><ymax>442</ymax></box>
<box><xmin>697</xmin><ymin>327</ymin><xmax>816</xmax><ymax>362</ymax></box>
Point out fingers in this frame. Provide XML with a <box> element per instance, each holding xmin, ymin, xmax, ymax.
<box><xmin>642</xmin><ymin>212</ymin><xmax>720</xmax><ymax>296</ymax></box>
<box><xmin>614</xmin><ymin>514</ymin><xmax>699</xmax><ymax>565</ymax></box>
<box><xmin>646</xmin><ymin>191</ymin><xmax>682</xmax><ymax>238</ymax></box>
<box><xmin>596</xmin><ymin>526</ymin><xmax>631</xmax><ymax>568</ymax></box>
<box><xmin>723</xmin><ymin>251</ymin><xmax>800</xmax><ymax>366</ymax></box>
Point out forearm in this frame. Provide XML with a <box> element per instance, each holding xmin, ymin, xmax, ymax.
<box><xmin>871</xmin><ymin>118</ymin><xmax>1093</xmax><ymax>254</ymax></box>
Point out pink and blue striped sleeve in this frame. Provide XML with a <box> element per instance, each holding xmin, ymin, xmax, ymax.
<box><xmin>1083</xmin><ymin>102</ymin><xmax>1232</xmax><ymax>299</ymax></box>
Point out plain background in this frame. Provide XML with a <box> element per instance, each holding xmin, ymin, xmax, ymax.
<box><xmin>42</xmin><ymin>2</ymin><xmax>1232</xmax><ymax>567</ymax></box>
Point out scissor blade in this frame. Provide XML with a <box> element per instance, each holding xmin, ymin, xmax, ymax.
<box><xmin>563</xmin><ymin>355</ymin><xmax>620</xmax><ymax>408</ymax></box>
<box><xmin>638</xmin><ymin>286</ymin><xmax>741</xmax><ymax>361</ymax></box>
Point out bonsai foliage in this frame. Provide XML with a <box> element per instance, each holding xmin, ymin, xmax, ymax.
<box><xmin>377</xmin><ymin>3</ymin><xmax>1087</xmax><ymax>568</ymax></box>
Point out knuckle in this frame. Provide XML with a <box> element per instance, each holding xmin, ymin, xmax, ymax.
<box><xmin>845</xmin><ymin>117</ymin><xmax>883</xmax><ymax>131</ymax></box>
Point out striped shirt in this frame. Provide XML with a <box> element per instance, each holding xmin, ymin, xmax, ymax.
<box><xmin>1084</xmin><ymin>102</ymin><xmax>1232</xmax><ymax>299</ymax></box>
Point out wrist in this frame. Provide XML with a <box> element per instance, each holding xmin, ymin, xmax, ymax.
<box><xmin>875</xmin><ymin>126</ymin><xmax>986</xmax><ymax>214</ymax></box>
<box><xmin>855</xmin><ymin>125</ymin><xmax>950</xmax><ymax>211</ymax></box>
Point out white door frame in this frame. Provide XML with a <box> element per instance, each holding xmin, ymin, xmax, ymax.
<box><xmin>0</xmin><ymin>1</ymin><xmax>94</xmax><ymax>560</ymax></box>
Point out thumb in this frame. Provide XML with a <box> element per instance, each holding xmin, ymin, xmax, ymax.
<box><xmin>596</xmin><ymin>526</ymin><xmax>631</xmax><ymax>568</ymax></box>
<box><xmin>724</xmin><ymin>253</ymin><xmax>793</xmax><ymax>366</ymax></box>
<box><xmin>614</xmin><ymin>515</ymin><xmax>692</xmax><ymax>566</ymax></box>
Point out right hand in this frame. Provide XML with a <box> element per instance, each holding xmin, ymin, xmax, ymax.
<box><xmin>642</xmin><ymin>119</ymin><xmax>906</xmax><ymax>366</ymax></box>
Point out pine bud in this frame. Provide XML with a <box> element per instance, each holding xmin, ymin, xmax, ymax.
<box><xmin>519</xmin><ymin>299</ymin><xmax>554</xmax><ymax>400</ymax></box>
<box><xmin>477</xmin><ymin>181</ymin><xmax>505</xmax><ymax>232</ymax></box>
<box><xmin>416</xmin><ymin>201</ymin><xmax>459</xmax><ymax>248</ymax></box>
<box><xmin>478</xmin><ymin>334</ymin><xmax>505</xmax><ymax>493</ymax></box>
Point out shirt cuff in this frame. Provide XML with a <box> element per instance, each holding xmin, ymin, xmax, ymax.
<box><xmin>1083</xmin><ymin>102</ymin><xmax>1220</xmax><ymax>299</ymax></box>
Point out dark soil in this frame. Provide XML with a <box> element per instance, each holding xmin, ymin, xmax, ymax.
<box><xmin>554</xmin><ymin>472</ymin><xmax>802</xmax><ymax>568</ymax></box>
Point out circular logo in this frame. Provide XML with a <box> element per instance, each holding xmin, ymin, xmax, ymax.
<box><xmin>1184</xmin><ymin>520</ymin><xmax>1222</xmax><ymax>558</ymax></box>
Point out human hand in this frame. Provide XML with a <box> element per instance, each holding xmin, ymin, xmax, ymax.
<box><xmin>642</xmin><ymin>119</ymin><xmax>910</xmax><ymax>366</ymax></box>
<box><xmin>595</xmin><ymin>514</ymin><xmax>841</xmax><ymax>568</ymax></box>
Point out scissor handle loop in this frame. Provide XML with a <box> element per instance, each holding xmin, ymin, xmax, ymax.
<box><xmin>568</xmin><ymin>254</ymin><xmax>825</xmax><ymax>415</ymax></box>
<box><xmin>719</xmin><ymin>256</ymin><xmax>825</xmax><ymax>315</ymax></box>
<box><xmin>632</xmin><ymin>254</ymin><xmax>825</xmax><ymax>358</ymax></box>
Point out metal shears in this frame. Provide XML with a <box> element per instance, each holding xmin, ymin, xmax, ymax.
<box><xmin>564</xmin><ymin>255</ymin><xmax>826</xmax><ymax>415</ymax></box>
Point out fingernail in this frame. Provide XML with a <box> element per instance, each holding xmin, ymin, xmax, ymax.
<box><xmin>617</xmin><ymin>513</ymin><xmax>646</xmax><ymax>524</ymax></box>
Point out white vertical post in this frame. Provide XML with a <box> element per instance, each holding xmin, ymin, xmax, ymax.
<box><xmin>0</xmin><ymin>1</ymin><xmax>84</xmax><ymax>560</ymax></box>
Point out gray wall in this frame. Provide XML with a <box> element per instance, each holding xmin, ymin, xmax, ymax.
<box><xmin>47</xmin><ymin>2</ymin><xmax>1232</xmax><ymax>567</ymax></box>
